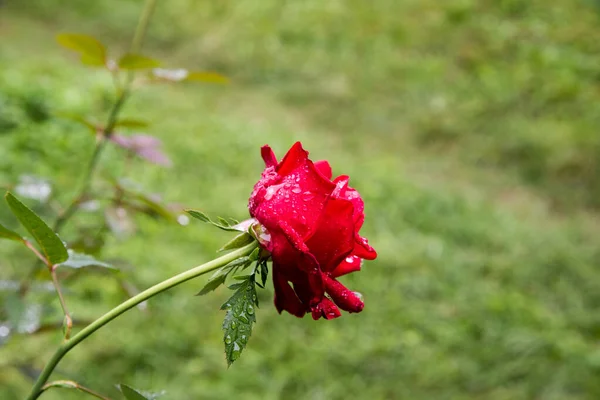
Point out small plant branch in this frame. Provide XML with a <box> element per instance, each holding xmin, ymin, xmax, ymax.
<box><xmin>53</xmin><ymin>0</ymin><xmax>156</xmax><ymax>234</ymax></box>
<box><xmin>41</xmin><ymin>380</ymin><xmax>111</xmax><ymax>400</ymax></box>
<box><xmin>51</xmin><ymin>268</ymin><xmax>73</xmax><ymax>339</ymax></box>
<box><xmin>22</xmin><ymin>239</ymin><xmax>73</xmax><ymax>339</ymax></box>
<box><xmin>26</xmin><ymin>241</ymin><xmax>259</xmax><ymax>400</ymax></box>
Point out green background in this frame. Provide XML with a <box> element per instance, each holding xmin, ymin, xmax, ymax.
<box><xmin>2</xmin><ymin>1</ymin><xmax>600</xmax><ymax>399</ymax></box>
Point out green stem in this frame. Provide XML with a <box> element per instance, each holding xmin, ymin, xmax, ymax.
<box><xmin>26</xmin><ymin>241</ymin><xmax>258</xmax><ymax>400</ymax></box>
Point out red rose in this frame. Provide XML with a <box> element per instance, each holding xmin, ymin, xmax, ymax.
<box><xmin>248</xmin><ymin>142</ymin><xmax>377</xmax><ymax>320</ymax></box>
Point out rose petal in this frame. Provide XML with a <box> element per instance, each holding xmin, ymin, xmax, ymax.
<box><xmin>261</xmin><ymin>145</ymin><xmax>278</xmax><ymax>167</ymax></box>
<box><xmin>323</xmin><ymin>274</ymin><xmax>364</xmax><ymax>313</ymax></box>
<box><xmin>314</xmin><ymin>160</ymin><xmax>332</xmax><ymax>180</ymax></box>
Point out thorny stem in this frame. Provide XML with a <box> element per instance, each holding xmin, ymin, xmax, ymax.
<box><xmin>26</xmin><ymin>242</ymin><xmax>259</xmax><ymax>400</ymax></box>
<box><xmin>41</xmin><ymin>380</ymin><xmax>111</xmax><ymax>400</ymax></box>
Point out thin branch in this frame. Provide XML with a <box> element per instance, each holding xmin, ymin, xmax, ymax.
<box><xmin>42</xmin><ymin>380</ymin><xmax>112</xmax><ymax>400</ymax></box>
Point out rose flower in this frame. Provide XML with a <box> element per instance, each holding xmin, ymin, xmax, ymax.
<box><xmin>249</xmin><ymin>142</ymin><xmax>377</xmax><ymax>320</ymax></box>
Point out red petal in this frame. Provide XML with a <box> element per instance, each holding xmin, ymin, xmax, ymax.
<box><xmin>276</xmin><ymin>141</ymin><xmax>308</xmax><ymax>177</ymax></box>
<box><xmin>261</xmin><ymin>145</ymin><xmax>278</xmax><ymax>167</ymax></box>
<box><xmin>314</xmin><ymin>160</ymin><xmax>332</xmax><ymax>180</ymax></box>
<box><xmin>353</xmin><ymin>235</ymin><xmax>377</xmax><ymax>260</ymax></box>
<box><xmin>331</xmin><ymin>254</ymin><xmax>362</xmax><ymax>278</ymax></box>
<box><xmin>273</xmin><ymin>267</ymin><xmax>306</xmax><ymax>317</ymax></box>
<box><xmin>305</xmin><ymin>197</ymin><xmax>355</xmax><ymax>273</ymax></box>
<box><xmin>311</xmin><ymin>297</ymin><xmax>341</xmax><ymax>320</ymax></box>
<box><xmin>323</xmin><ymin>274</ymin><xmax>364</xmax><ymax>313</ymax></box>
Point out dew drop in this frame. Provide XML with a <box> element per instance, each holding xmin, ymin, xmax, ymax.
<box><xmin>231</xmin><ymin>321</ymin><xmax>237</xmax><ymax>329</ymax></box>
<box><xmin>291</xmin><ymin>186</ymin><xmax>302</xmax><ymax>194</ymax></box>
<box><xmin>240</xmin><ymin>335</ymin><xmax>248</xmax><ymax>344</ymax></box>
<box><xmin>247</xmin><ymin>304</ymin><xmax>255</xmax><ymax>315</ymax></box>
<box><xmin>252</xmin><ymin>294</ymin><xmax>257</xmax><ymax>302</ymax></box>
<box><xmin>353</xmin><ymin>291</ymin><xmax>364</xmax><ymax>302</ymax></box>
<box><xmin>225</xmin><ymin>335</ymin><xmax>232</xmax><ymax>344</ymax></box>
<box><xmin>238</xmin><ymin>312</ymin><xmax>249</xmax><ymax>323</ymax></box>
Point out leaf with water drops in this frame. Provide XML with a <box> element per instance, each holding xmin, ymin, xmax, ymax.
<box><xmin>5</xmin><ymin>192</ymin><xmax>68</xmax><ymax>265</ymax></box>
<box><xmin>220</xmin><ymin>275</ymin><xmax>259</xmax><ymax>366</ymax></box>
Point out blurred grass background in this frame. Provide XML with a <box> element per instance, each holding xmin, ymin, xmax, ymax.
<box><xmin>2</xmin><ymin>0</ymin><xmax>600</xmax><ymax>399</ymax></box>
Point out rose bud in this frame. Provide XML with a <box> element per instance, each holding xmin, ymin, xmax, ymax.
<box><xmin>248</xmin><ymin>142</ymin><xmax>376</xmax><ymax>320</ymax></box>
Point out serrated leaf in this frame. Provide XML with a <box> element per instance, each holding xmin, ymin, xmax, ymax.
<box><xmin>221</xmin><ymin>275</ymin><xmax>258</xmax><ymax>366</ymax></box>
<box><xmin>5</xmin><ymin>193</ymin><xmax>68</xmax><ymax>264</ymax></box>
<box><xmin>118</xmin><ymin>54</ymin><xmax>161</xmax><ymax>70</ymax></box>
<box><xmin>114</xmin><ymin>118</ymin><xmax>150</xmax><ymax>129</ymax></box>
<box><xmin>248</xmin><ymin>247</ymin><xmax>260</xmax><ymax>261</ymax></box>
<box><xmin>56</xmin><ymin>33</ymin><xmax>107</xmax><ymax>66</ymax></box>
<box><xmin>219</xmin><ymin>232</ymin><xmax>255</xmax><ymax>252</ymax></box>
<box><xmin>118</xmin><ymin>384</ymin><xmax>164</xmax><ymax>400</ymax></box>
<box><xmin>196</xmin><ymin>257</ymin><xmax>250</xmax><ymax>296</ymax></box>
<box><xmin>58</xmin><ymin>250</ymin><xmax>115</xmax><ymax>270</ymax></box>
<box><xmin>186</xmin><ymin>71</ymin><xmax>229</xmax><ymax>84</ymax></box>
<box><xmin>0</xmin><ymin>222</ymin><xmax>23</xmax><ymax>242</ymax></box>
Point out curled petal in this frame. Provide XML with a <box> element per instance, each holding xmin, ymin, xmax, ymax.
<box><xmin>323</xmin><ymin>274</ymin><xmax>364</xmax><ymax>313</ymax></box>
<box><xmin>311</xmin><ymin>297</ymin><xmax>341</xmax><ymax>320</ymax></box>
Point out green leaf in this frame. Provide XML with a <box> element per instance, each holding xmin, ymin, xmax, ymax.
<box><xmin>119</xmin><ymin>384</ymin><xmax>164</xmax><ymax>400</ymax></box>
<box><xmin>118</xmin><ymin>54</ymin><xmax>161</xmax><ymax>70</ymax></box>
<box><xmin>185</xmin><ymin>209</ymin><xmax>239</xmax><ymax>232</ymax></box>
<box><xmin>0</xmin><ymin>222</ymin><xmax>23</xmax><ymax>242</ymax></box>
<box><xmin>56</xmin><ymin>33</ymin><xmax>107</xmax><ymax>66</ymax></box>
<box><xmin>196</xmin><ymin>257</ymin><xmax>251</xmax><ymax>296</ymax></box>
<box><xmin>5</xmin><ymin>193</ymin><xmax>68</xmax><ymax>264</ymax></box>
<box><xmin>58</xmin><ymin>250</ymin><xmax>116</xmax><ymax>270</ymax></box>
<box><xmin>54</xmin><ymin>113</ymin><xmax>97</xmax><ymax>135</ymax></box>
<box><xmin>221</xmin><ymin>275</ymin><xmax>258</xmax><ymax>366</ymax></box>
<box><xmin>186</xmin><ymin>71</ymin><xmax>229</xmax><ymax>84</ymax></box>
<box><xmin>218</xmin><ymin>232</ymin><xmax>255</xmax><ymax>252</ymax></box>
<box><xmin>186</xmin><ymin>209</ymin><xmax>209</xmax><ymax>222</ymax></box>
<box><xmin>114</xmin><ymin>118</ymin><xmax>150</xmax><ymax>129</ymax></box>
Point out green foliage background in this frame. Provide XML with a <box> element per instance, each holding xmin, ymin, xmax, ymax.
<box><xmin>2</xmin><ymin>0</ymin><xmax>600</xmax><ymax>399</ymax></box>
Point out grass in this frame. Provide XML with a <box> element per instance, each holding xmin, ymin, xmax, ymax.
<box><xmin>1</xmin><ymin>1</ymin><xmax>600</xmax><ymax>399</ymax></box>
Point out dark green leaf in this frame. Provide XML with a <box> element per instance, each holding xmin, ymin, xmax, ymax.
<box><xmin>119</xmin><ymin>384</ymin><xmax>164</xmax><ymax>400</ymax></box>
<box><xmin>186</xmin><ymin>71</ymin><xmax>229</xmax><ymax>84</ymax></box>
<box><xmin>118</xmin><ymin>54</ymin><xmax>161</xmax><ymax>70</ymax></box>
<box><xmin>114</xmin><ymin>118</ymin><xmax>150</xmax><ymax>129</ymax></box>
<box><xmin>221</xmin><ymin>275</ymin><xmax>258</xmax><ymax>366</ymax></box>
<box><xmin>56</xmin><ymin>33</ymin><xmax>107</xmax><ymax>66</ymax></box>
<box><xmin>259</xmin><ymin>261</ymin><xmax>269</xmax><ymax>288</ymax></box>
<box><xmin>219</xmin><ymin>232</ymin><xmax>255</xmax><ymax>252</ymax></box>
<box><xmin>0</xmin><ymin>222</ymin><xmax>23</xmax><ymax>242</ymax></box>
<box><xmin>5</xmin><ymin>192</ymin><xmax>68</xmax><ymax>264</ymax></box>
<box><xmin>196</xmin><ymin>257</ymin><xmax>251</xmax><ymax>296</ymax></box>
<box><xmin>58</xmin><ymin>250</ymin><xmax>116</xmax><ymax>270</ymax></box>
